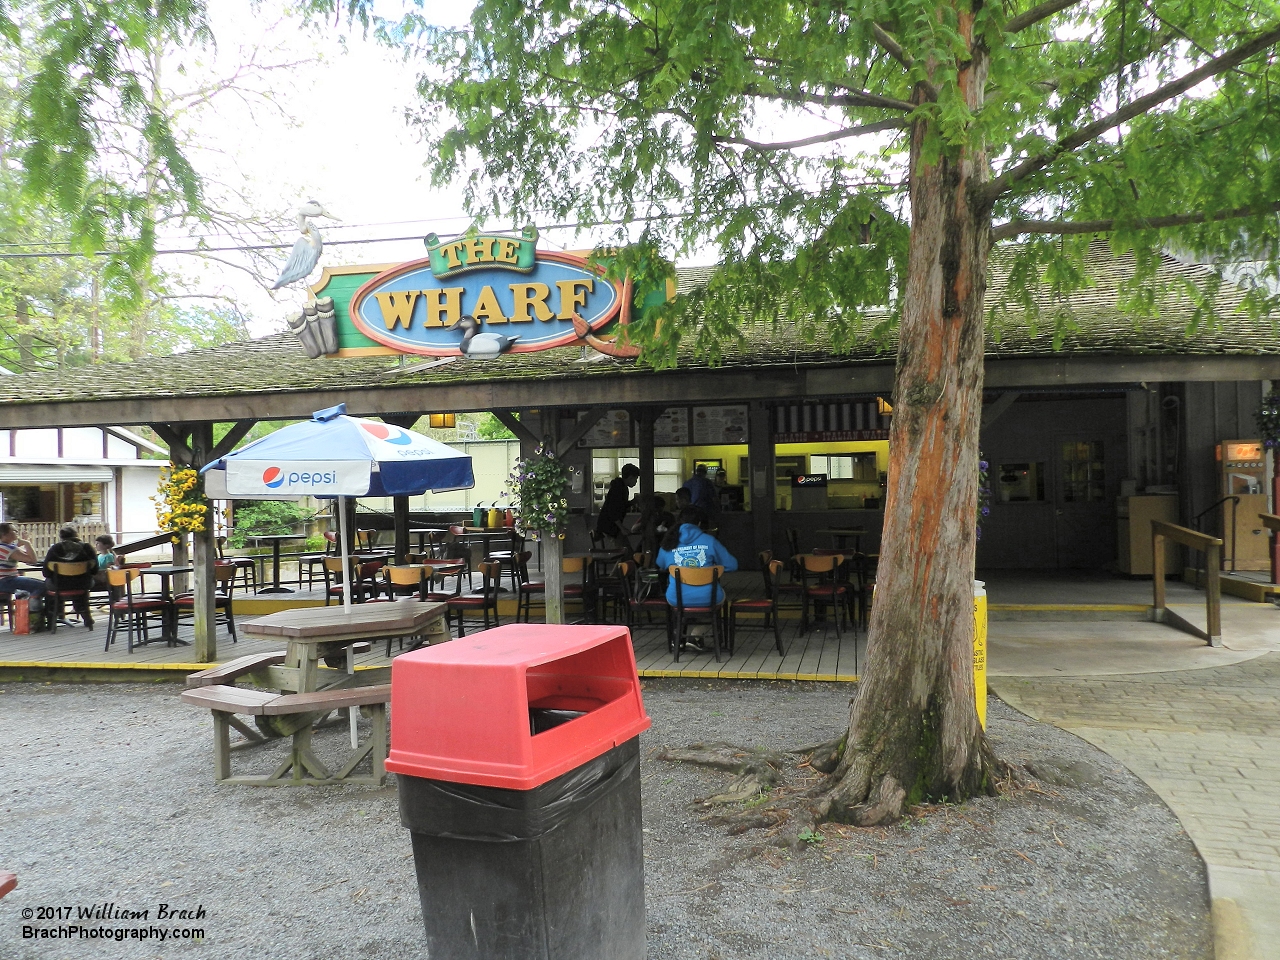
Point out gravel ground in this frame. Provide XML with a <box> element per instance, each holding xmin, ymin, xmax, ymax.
<box><xmin>0</xmin><ymin>679</ymin><xmax>1211</xmax><ymax>960</ymax></box>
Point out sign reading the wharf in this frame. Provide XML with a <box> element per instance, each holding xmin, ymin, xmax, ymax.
<box><xmin>347</xmin><ymin>228</ymin><xmax>622</xmax><ymax>358</ymax></box>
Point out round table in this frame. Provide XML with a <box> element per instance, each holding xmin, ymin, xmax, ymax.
<box><xmin>247</xmin><ymin>534</ymin><xmax>307</xmax><ymax>594</ymax></box>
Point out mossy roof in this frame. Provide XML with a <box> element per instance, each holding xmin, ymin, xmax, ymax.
<box><xmin>0</xmin><ymin>245</ymin><xmax>1275</xmax><ymax>410</ymax></box>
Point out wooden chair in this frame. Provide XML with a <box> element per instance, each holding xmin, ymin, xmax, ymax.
<box><xmin>173</xmin><ymin>565</ymin><xmax>238</xmax><ymax>642</ymax></box>
<box><xmin>445</xmin><ymin>526</ymin><xmax>475</xmax><ymax>591</ymax></box>
<box><xmin>851</xmin><ymin>552</ymin><xmax>878</xmax><ymax>631</ymax></box>
<box><xmin>46</xmin><ymin>560</ymin><xmax>96</xmax><ymax>633</ymax></box>
<box><xmin>561</xmin><ymin>554</ymin><xmax>588</xmax><ymax>620</ymax></box>
<box><xmin>216</xmin><ymin>536</ymin><xmax>259</xmax><ymax>595</ymax></box>
<box><xmin>447</xmin><ymin>560</ymin><xmax>500</xmax><ymax>636</ymax></box>
<box><xmin>484</xmin><ymin>529</ymin><xmax>525</xmax><ymax>594</ymax></box>
<box><xmin>515</xmin><ymin>551</ymin><xmax>545</xmax><ymax>623</ymax></box>
<box><xmin>796</xmin><ymin>553</ymin><xmax>855</xmax><ymax>638</ymax></box>
<box><xmin>668</xmin><ymin>565</ymin><xmax>728</xmax><ymax>662</ymax></box>
<box><xmin>322</xmin><ymin>556</ymin><xmax>377</xmax><ymax>605</ymax></box>
<box><xmin>383</xmin><ymin>564</ymin><xmax>429</xmax><ymax>601</ymax></box>
<box><xmin>729</xmin><ymin>559</ymin><xmax>786</xmax><ymax>656</ymax></box>
<box><xmin>616</xmin><ymin>560</ymin><xmax>670</xmax><ymax>632</ymax></box>
<box><xmin>354</xmin><ymin>528</ymin><xmax>379</xmax><ymax>554</ymax></box>
<box><xmin>104</xmin><ymin>568</ymin><xmax>168</xmax><ymax>653</ymax></box>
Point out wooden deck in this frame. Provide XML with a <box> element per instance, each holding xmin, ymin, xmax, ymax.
<box><xmin>0</xmin><ymin>600</ymin><xmax>863</xmax><ymax>683</ymax></box>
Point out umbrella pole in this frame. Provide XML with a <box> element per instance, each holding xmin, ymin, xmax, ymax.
<box><xmin>338</xmin><ymin>496</ymin><xmax>353</xmax><ymax>615</ymax></box>
<box><xmin>338</xmin><ymin>495</ymin><xmax>358</xmax><ymax>748</ymax></box>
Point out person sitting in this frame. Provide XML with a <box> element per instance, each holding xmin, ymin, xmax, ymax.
<box><xmin>43</xmin><ymin>525</ymin><xmax>99</xmax><ymax>628</ymax></box>
<box><xmin>92</xmin><ymin>534</ymin><xmax>120</xmax><ymax>590</ymax></box>
<box><xmin>656</xmin><ymin>505</ymin><xmax>738</xmax><ymax>650</ymax></box>
<box><xmin>596</xmin><ymin>462</ymin><xmax>640</xmax><ymax>549</ymax></box>
<box><xmin>630</xmin><ymin>493</ymin><xmax>675</xmax><ymax>560</ymax></box>
<box><xmin>0</xmin><ymin>522</ymin><xmax>47</xmax><ymax>603</ymax></box>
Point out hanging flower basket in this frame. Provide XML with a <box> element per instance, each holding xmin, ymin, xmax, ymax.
<box><xmin>153</xmin><ymin>464</ymin><xmax>209</xmax><ymax>542</ymax></box>
<box><xmin>507</xmin><ymin>443</ymin><xmax>572</xmax><ymax>541</ymax></box>
<box><xmin>1257</xmin><ymin>391</ymin><xmax>1280</xmax><ymax>450</ymax></box>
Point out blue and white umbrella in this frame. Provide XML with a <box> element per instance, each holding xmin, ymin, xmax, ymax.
<box><xmin>202</xmin><ymin>403</ymin><xmax>474</xmax><ymax>613</ymax></box>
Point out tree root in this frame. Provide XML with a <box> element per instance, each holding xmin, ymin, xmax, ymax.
<box><xmin>657</xmin><ymin>742</ymin><xmax>782</xmax><ymax>803</ymax></box>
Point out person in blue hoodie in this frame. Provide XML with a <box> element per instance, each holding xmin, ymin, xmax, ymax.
<box><xmin>656</xmin><ymin>506</ymin><xmax>738</xmax><ymax>612</ymax></box>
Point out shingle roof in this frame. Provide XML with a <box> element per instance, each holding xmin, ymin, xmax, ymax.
<box><xmin>0</xmin><ymin>245</ymin><xmax>1275</xmax><ymax>410</ymax></box>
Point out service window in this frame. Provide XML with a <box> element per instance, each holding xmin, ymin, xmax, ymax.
<box><xmin>998</xmin><ymin>463</ymin><xmax>1046</xmax><ymax>502</ymax></box>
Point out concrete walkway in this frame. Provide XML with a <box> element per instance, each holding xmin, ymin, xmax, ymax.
<box><xmin>989</xmin><ymin>606</ymin><xmax>1280</xmax><ymax>960</ymax></box>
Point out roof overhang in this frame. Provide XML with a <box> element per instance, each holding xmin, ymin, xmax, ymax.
<box><xmin>0</xmin><ymin>352</ymin><xmax>1276</xmax><ymax>430</ymax></box>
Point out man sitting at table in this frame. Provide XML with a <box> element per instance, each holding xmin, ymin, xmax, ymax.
<box><xmin>43</xmin><ymin>526</ymin><xmax>99</xmax><ymax>628</ymax></box>
<box><xmin>0</xmin><ymin>522</ymin><xmax>46</xmax><ymax>601</ymax></box>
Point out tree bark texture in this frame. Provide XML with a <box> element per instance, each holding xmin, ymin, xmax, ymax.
<box><xmin>826</xmin><ymin>7</ymin><xmax>998</xmax><ymax>824</ymax></box>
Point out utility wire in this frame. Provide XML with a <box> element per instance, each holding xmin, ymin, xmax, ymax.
<box><xmin>0</xmin><ymin>211</ymin><xmax>692</xmax><ymax>260</ymax></box>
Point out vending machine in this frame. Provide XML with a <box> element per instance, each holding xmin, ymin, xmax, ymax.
<box><xmin>1215</xmin><ymin>440</ymin><xmax>1270</xmax><ymax>571</ymax></box>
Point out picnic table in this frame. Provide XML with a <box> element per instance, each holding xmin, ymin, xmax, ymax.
<box><xmin>181</xmin><ymin>601</ymin><xmax>448</xmax><ymax>785</ymax></box>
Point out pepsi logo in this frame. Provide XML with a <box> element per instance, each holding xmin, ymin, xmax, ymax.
<box><xmin>263</xmin><ymin>467</ymin><xmax>285</xmax><ymax>488</ymax></box>
<box><xmin>360</xmin><ymin>422</ymin><xmax>412</xmax><ymax>446</ymax></box>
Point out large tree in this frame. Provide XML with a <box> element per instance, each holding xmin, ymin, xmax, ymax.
<box><xmin>393</xmin><ymin>0</ymin><xmax>1280</xmax><ymax>825</ymax></box>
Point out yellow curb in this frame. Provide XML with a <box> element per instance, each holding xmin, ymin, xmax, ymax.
<box><xmin>1211</xmin><ymin>897</ymin><xmax>1258</xmax><ymax>960</ymax></box>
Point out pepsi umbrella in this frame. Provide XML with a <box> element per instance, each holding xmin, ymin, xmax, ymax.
<box><xmin>202</xmin><ymin>403</ymin><xmax>474</xmax><ymax>613</ymax></box>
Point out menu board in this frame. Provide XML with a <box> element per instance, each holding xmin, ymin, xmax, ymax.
<box><xmin>653</xmin><ymin>407</ymin><xmax>689</xmax><ymax>445</ymax></box>
<box><xmin>691</xmin><ymin>405</ymin><xmax>748</xmax><ymax>444</ymax></box>
<box><xmin>576</xmin><ymin>409</ymin><xmax>633</xmax><ymax>447</ymax></box>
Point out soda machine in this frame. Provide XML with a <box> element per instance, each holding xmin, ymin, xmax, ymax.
<box><xmin>1215</xmin><ymin>440</ymin><xmax>1270</xmax><ymax>571</ymax></box>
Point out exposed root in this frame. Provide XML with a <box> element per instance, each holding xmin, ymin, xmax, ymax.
<box><xmin>798</xmin><ymin>734</ymin><xmax>846</xmax><ymax>774</ymax></box>
<box><xmin>658</xmin><ymin>742</ymin><xmax>782</xmax><ymax>803</ymax></box>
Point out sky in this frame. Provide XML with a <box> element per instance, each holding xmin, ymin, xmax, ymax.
<box><xmin>163</xmin><ymin>0</ymin><xmax>498</xmax><ymax>336</ymax></box>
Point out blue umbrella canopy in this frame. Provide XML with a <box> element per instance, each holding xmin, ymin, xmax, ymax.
<box><xmin>201</xmin><ymin>404</ymin><xmax>474</xmax><ymax>498</ymax></box>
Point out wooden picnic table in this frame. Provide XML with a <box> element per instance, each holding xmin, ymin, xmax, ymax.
<box><xmin>241</xmin><ymin>601</ymin><xmax>448</xmax><ymax>694</ymax></box>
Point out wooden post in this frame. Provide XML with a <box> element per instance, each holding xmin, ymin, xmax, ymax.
<box><xmin>543</xmin><ymin>534</ymin><xmax>564</xmax><ymax>624</ymax></box>
<box><xmin>1151</xmin><ymin>529</ymin><xmax>1166</xmax><ymax>620</ymax></box>
<box><xmin>1206</xmin><ymin>539</ymin><xmax>1222</xmax><ymax>646</ymax></box>
<box><xmin>637</xmin><ymin>410</ymin><xmax>656</xmax><ymax>499</ymax></box>
<box><xmin>190</xmin><ymin>423</ymin><xmax>217</xmax><ymax>663</ymax></box>
<box><xmin>393</xmin><ymin>496</ymin><xmax>410</xmax><ymax>564</ymax></box>
<box><xmin>748</xmin><ymin>400</ymin><xmax>775</xmax><ymax>565</ymax></box>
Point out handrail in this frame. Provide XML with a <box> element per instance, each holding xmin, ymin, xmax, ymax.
<box><xmin>1191</xmin><ymin>495</ymin><xmax>1239</xmax><ymax>572</ymax></box>
<box><xmin>1151</xmin><ymin>520</ymin><xmax>1222</xmax><ymax>647</ymax></box>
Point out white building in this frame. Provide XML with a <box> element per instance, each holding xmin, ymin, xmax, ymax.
<box><xmin>0</xmin><ymin>425</ymin><xmax>167</xmax><ymax>550</ymax></box>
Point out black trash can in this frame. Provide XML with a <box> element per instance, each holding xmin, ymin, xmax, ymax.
<box><xmin>387</xmin><ymin>623</ymin><xmax>651</xmax><ymax>960</ymax></box>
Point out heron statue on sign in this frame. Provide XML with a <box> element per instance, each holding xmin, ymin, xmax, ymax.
<box><xmin>270</xmin><ymin>200</ymin><xmax>340</xmax><ymax>290</ymax></box>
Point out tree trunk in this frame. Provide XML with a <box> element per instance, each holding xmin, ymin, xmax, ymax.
<box><xmin>823</xmin><ymin>9</ymin><xmax>998</xmax><ymax>825</ymax></box>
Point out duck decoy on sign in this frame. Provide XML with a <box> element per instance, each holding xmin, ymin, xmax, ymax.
<box><xmin>456</xmin><ymin>315</ymin><xmax>520</xmax><ymax>358</ymax></box>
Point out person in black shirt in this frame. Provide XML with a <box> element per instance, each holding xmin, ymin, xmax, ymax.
<box><xmin>596</xmin><ymin>463</ymin><xmax>640</xmax><ymax>548</ymax></box>
<box><xmin>43</xmin><ymin>525</ymin><xmax>99</xmax><ymax>628</ymax></box>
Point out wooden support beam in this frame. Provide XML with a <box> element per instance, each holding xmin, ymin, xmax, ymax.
<box><xmin>151</xmin><ymin>423</ymin><xmax>193</xmax><ymax>465</ymax></box>
<box><xmin>208</xmin><ymin>420</ymin><xmax>257</xmax><ymax>463</ymax></box>
<box><xmin>381</xmin><ymin>414</ymin><xmax>421</xmax><ymax>430</ymax></box>
<box><xmin>492</xmin><ymin>410</ymin><xmax>539</xmax><ymax>448</ymax></box>
<box><xmin>636</xmin><ymin>409</ymin><xmax>656</xmax><ymax>499</ymax></box>
<box><xmin>190</xmin><ymin>423</ymin><xmax>218</xmax><ymax>663</ymax></box>
<box><xmin>981</xmin><ymin>391</ymin><xmax>1021</xmax><ymax>428</ymax></box>
<box><xmin>556</xmin><ymin>405</ymin><xmax>610</xmax><ymax>456</ymax></box>
<box><xmin>380</xmin><ymin>416</ymin><xmax>423</xmax><ymax>564</ymax></box>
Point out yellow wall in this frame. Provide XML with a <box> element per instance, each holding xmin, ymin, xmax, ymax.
<box><xmin>676</xmin><ymin>440</ymin><xmax>890</xmax><ymax>510</ymax></box>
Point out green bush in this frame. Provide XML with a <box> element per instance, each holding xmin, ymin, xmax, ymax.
<box><xmin>228</xmin><ymin>501</ymin><xmax>303</xmax><ymax>548</ymax></box>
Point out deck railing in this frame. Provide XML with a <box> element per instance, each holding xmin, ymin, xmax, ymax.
<box><xmin>14</xmin><ymin>522</ymin><xmax>110</xmax><ymax>554</ymax></box>
<box><xmin>1151</xmin><ymin>520</ymin><xmax>1222</xmax><ymax>647</ymax></box>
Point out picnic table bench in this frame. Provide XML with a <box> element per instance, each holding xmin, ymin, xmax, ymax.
<box><xmin>180</xmin><ymin>683</ymin><xmax>391</xmax><ymax>786</ymax></box>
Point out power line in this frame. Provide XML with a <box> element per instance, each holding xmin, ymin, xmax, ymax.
<box><xmin>0</xmin><ymin>212</ymin><xmax>693</xmax><ymax>260</ymax></box>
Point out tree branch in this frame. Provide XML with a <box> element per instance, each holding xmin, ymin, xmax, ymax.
<box><xmin>1004</xmin><ymin>0</ymin><xmax>1087</xmax><ymax>34</ymax></box>
<box><xmin>990</xmin><ymin>199</ymin><xmax>1280</xmax><ymax>242</ymax></box>
<box><xmin>744</xmin><ymin>84</ymin><xmax>916</xmax><ymax>112</ymax></box>
<box><xmin>871</xmin><ymin>24</ymin><xmax>913</xmax><ymax>71</ymax></box>
<box><xmin>712</xmin><ymin>119</ymin><xmax>907</xmax><ymax>152</ymax></box>
<box><xmin>987</xmin><ymin>23</ymin><xmax>1280</xmax><ymax>200</ymax></box>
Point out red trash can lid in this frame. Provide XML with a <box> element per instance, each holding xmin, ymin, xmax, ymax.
<box><xmin>387</xmin><ymin>623</ymin><xmax>650</xmax><ymax>790</ymax></box>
